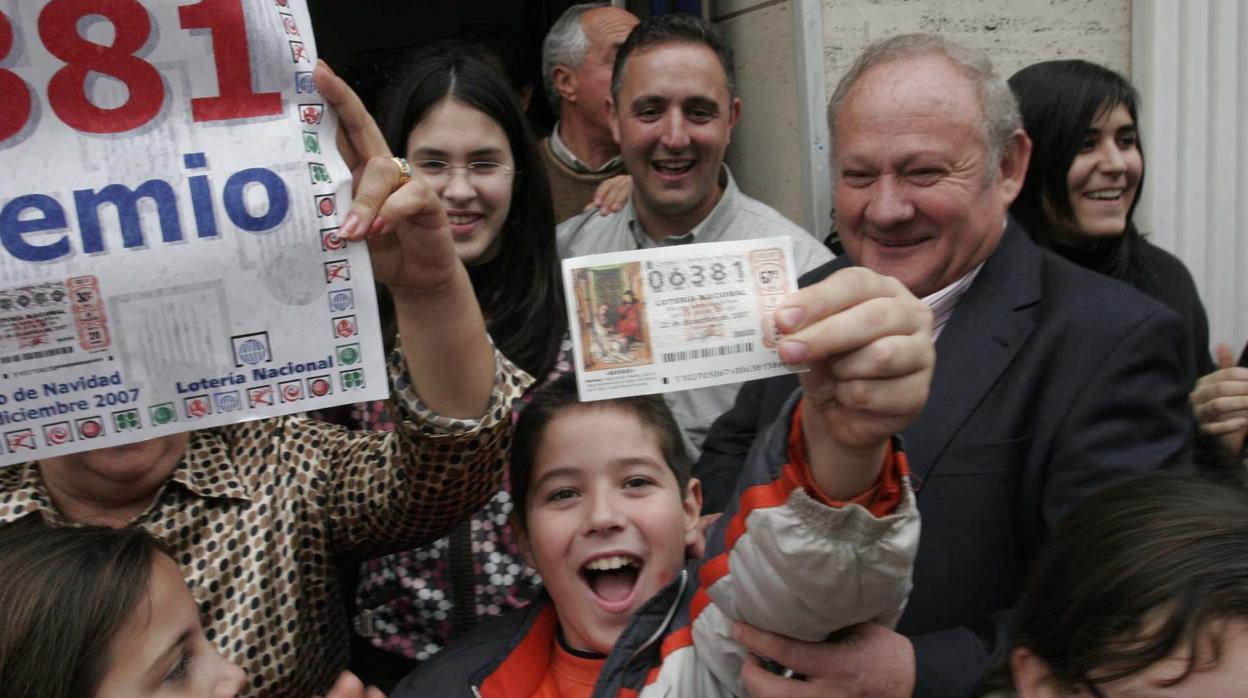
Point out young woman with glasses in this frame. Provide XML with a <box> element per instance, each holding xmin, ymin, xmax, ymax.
<box><xmin>345</xmin><ymin>44</ymin><xmax>570</xmax><ymax>688</ymax></box>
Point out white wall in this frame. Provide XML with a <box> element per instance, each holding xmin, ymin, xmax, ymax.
<box><xmin>715</xmin><ymin>1</ymin><xmax>806</xmax><ymax>228</ymax></box>
<box><xmin>1132</xmin><ymin>0</ymin><xmax>1248</xmax><ymax>357</ymax></box>
<box><xmin>819</xmin><ymin>0</ymin><xmax>1130</xmax><ymax>80</ymax></box>
<box><xmin>718</xmin><ymin>0</ymin><xmax>1244</xmax><ymax>353</ymax></box>
<box><xmin>715</xmin><ymin>0</ymin><xmax>1132</xmax><ymax>223</ymax></box>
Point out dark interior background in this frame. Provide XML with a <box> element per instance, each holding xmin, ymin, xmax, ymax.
<box><xmin>308</xmin><ymin>0</ymin><xmax>589</xmax><ymax>134</ymax></box>
<box><xmin>307</xmin><ymin>1</ymin><xmax>705</xmax><ymax>133</ymax></box>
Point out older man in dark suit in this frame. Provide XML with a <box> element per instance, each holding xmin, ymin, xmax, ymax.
<box><xmin>704</xmin><ymin>35</ymin><xmax>1194</xmax><ymax>698</ymax></box>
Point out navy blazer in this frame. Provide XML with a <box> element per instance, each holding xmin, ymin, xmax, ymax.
<box><xmin>696</xmin><ymin>222</ymin><xmax>1194</xmax><ymax>697</ymax></box>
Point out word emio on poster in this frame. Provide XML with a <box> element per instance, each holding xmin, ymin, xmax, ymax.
<box><xmin>1</xmin><ymin>152</ymin><xmax>289</xmax><ymax>262</ymax></box>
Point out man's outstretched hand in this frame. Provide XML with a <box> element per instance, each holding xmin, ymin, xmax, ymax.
<box><xmin>775</xmin><ymin>267</ymin><xmax>934</xmax><ymax>499</ymax></box>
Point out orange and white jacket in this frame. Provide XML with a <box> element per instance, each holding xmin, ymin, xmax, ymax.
<box><xmin>392</xmin><ymin>393</ymin><xmax>920</xmax><ymax>697</ymax></box>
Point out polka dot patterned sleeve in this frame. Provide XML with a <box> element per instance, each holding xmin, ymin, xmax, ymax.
<box><xmin>314</xmin><ymin>344</ymin><xmax>533</xmax><ymax>557</ymax></box>
<box><xmin>0</xmin><ymin>342</ymin><xmax>532</xmax><ymax>697</ymax></box>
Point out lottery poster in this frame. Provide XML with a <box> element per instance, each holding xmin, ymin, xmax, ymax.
<box><xmin>0</xmin><ymin>0</ymin><xmax>387</xmax><ymax>465</ymax></box>
<box><xmin>562</xmin><ymin>237</ymin><xmax>803</xmax><ymax>402</ymax></box>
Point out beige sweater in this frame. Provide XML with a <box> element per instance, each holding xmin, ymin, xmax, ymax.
<box><xmin>538</xmin><ymin>136</ymin><xmax>622</xmax><ymax>223</ymax></box>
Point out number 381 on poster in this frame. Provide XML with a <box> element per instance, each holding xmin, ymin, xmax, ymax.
<box><xmin>0</xmin><ymin>0</ymin><xmax>281</xmax><ymax>143</ymax></box>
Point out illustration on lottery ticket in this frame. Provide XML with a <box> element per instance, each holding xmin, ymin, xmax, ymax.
<box><xmin>561</xmin><ymin>238</ymin><xmax>803</xmax><ymax>402</ymax></box>
<box><xmin>571</xmin><ymin>263</ymin><xmax>654</xmax><ymax>372</ymax></box>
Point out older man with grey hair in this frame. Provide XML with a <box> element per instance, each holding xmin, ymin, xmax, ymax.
<box><xmin>539</xmin><ymin>2</ymin><xmax>637</xmax><ymax>221</ymax></box>
<box><xmin>697</xmin><ymin>34</ymin><xmax>1193</xmax><ymax>697</ymax></box>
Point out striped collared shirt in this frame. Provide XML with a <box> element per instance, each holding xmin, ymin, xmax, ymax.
<box><xmin>923</xmin><ymin>262</ymin><xmax>983</xmax><ymax>341</ymax></box>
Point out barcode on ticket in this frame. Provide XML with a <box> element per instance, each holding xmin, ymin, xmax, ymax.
<box><xmin>0</xmin><ymin>345</ymin><xmax>74</xmax><ymax>365</ymax></box>
<box><xmin>661</xmin><ymin>342</ymin><xmax>755</xmax><ymax>364</ymax></box>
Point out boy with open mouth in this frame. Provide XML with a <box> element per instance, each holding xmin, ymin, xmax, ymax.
<box><xmin>391</xmin><ymin>266</ymin><xmax>929</xmax><ymax>697</ymax></box>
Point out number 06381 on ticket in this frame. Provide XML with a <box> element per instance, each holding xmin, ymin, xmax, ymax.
<box><xmin>561</xmin><ymin>237</ymin><xmax>804</xmax><ymax>401</ymax></box>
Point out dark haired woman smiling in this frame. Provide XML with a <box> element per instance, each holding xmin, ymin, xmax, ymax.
<box><xmin>1009</xmin><ymin>60</ymin><xmax>1213</xmax><ymax>379</ymax></box>
<box><xmin>347</xmin><ymin>44</ymin><xmax>572</xmax><ymax>686</ymax></box>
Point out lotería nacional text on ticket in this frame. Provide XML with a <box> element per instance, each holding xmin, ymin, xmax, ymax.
<box><xmin>561</xmin><ymin>237</ymin><xmax>803</xmax><ymax>401</ymax></box>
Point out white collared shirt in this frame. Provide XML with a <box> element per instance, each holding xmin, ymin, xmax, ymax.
<box><xmin>557</xmin><ymin>165</ymin><xmax>833</xmax><ymax>275</ymax></box>
<box><xmin>922</xmin><ymin>263</ymin><xmax>984</xmax><ymax>342</ymax></box>
<box><xmin>918</xmin><ymin>218</ymin><xmax>1005</xmax><ymax>340</ymax></box>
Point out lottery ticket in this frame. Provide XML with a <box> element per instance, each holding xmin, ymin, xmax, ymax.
<box><xmin>562</xmin><ymin>237</ymin><xmax>802</xmax><ymax>401</ymax></box>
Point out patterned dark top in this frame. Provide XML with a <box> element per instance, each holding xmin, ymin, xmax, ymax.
<box><xmin>0</xmin><ymin>347</ymin><xmax>532</xmax><ymax>697</ymax></box>
<box><xmin>351</xmin><ymin>336</ymin><xmax>574</xmax><ymax>666</ymax></box>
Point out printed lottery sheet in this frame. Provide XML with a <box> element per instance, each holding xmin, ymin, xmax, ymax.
<box><xmin>562</xmin><ymin>237</ymin><xmax>803</xmax><ymax>401</ymax></box>
<box><xmin>0</xmin><ymin>0</ymin><xmax>386</xmax><ymax>466</ymax></box>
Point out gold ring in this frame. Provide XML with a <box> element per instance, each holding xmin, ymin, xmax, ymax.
<box><xmin>390</xmin><ymin>156</ymin><xmax>412</xmax><ymax>186</ymax></box>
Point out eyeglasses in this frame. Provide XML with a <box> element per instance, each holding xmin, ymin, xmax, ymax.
<box><xmin>412</xmin><ymin>159</ymin><xmax>519</xmax><ymax>186</ymax></box>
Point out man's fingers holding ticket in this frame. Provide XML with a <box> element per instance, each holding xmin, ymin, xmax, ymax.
<box><xmin>776</xmin><ymin>267</ymin><xmax>932</xmax><ymax>366</ymax></box>
<box><xmin>777</xmin><ymin>296</ymin><xmax>928</xmax><ymax>366</ymax></box>
<box><xmin>819</xmin><ymin>333</ymin><xmax>932</xmax><ymax>382</ymax></box>
<box><xmin>775</xmin><ymin>268</ymin><xmax>930</xmax><ymax>364</ymax></box>
<box><xmin>778</xmin><ymin>267</ymin><xmax>934</xmax><ymax>490</ymax></box>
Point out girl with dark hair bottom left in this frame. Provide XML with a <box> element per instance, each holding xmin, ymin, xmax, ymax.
<box><xmin>347</xmin><ymin>44</ymin><xmax>571</xmax><ymax>687</ymax></box>
<box><xmin>0</xmin><ymin>519</ymin><xmax>243</xmax><ymax>698</ymax></box>
<box><xmin>0</xmin><ymin>519</ymin><xmax>383</xmax><ymax>698</ymax></box>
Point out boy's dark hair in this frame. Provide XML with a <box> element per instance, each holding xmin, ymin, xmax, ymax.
<box><xmin>0</xmin><ymin>517</ymin><xmax>171</xmax><ymax>698</ymax></box>
<box><xmin>1008</xmin><ymin>59</ymin><xmax>1147</xmax><ymax>284</ymax></box>
<box><xmin>610</xmin><ymin>13</ymin><xmax>736</xmax><ymax>103</ymax></box>
<box><xmin>510</xmin><ymin>373</ymin><xmax>692</xmax><ymax>527</ymax></box>
<box><xmin>978</xmin><ymin>472</ymin><xmax>1248</xmax><ymax>694</ymax></box>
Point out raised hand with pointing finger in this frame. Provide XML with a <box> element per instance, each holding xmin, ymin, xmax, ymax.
<box><xmin>313</xmin><ymin>60</ymin><xmax>493</xmax><ymax>418</ymax></box>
